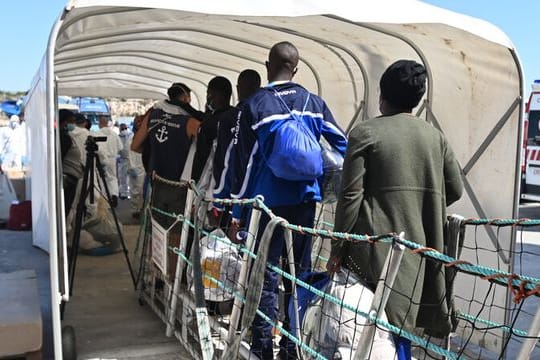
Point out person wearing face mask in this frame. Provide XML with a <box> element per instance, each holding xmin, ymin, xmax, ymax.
<box><xmin>210</xmin><ymin>70</ymin><xmax>261</xmax><ymax>228</ymax></box>
<box><xmin>117</xmin><ymin>123</ymin><xmax>132</xmax><ymax>200</ymax></box>
<box><xmin>131</xmin><ymin>82</ymin><xmax>201</xmax><ymax>280</ymax></box>
<box><xmin>191</xmin><ymin>76</ymin><xmax>235</xmax><ymax>183</ymax></box>
<box><xmin>59</xmin><ymin>109</ymin><xmax>83</xmax><ymax>215</ymax></box>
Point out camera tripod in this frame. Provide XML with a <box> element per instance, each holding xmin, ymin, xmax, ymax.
<box><xmin>61</xmin><ymin>135</ymin><xmax>136</xmax><ymax>317</ymax></box>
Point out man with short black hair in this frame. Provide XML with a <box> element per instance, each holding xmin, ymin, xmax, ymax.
<box><xmin>210</xmin><ymin>70</ymin><xmax>262</xmax><ymax>226</ymax></box>
<box><xmin>237</xmin><ymin>69</ymin><xmax>261</xmax><ymax>102</ymax></box>
<box><xmin>131</xmin><ymin>82</ymin><xmax>201</xmax><ymax>279</ymax></box>
<box><xmin>231</xmin><ymin>42</ymin><xmax>347</xmax><ymax>360</ymax></box>
<box><xmin>191</xmin><ymin>76</ymin><xmax>235</xmax><ymax>182</ymax></box>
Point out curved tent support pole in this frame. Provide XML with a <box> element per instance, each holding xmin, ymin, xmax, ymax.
<box><xmin>58</xmin><ymin>55</ymin><xmax>220</xmax><ymax>78</ymax></box>
<box><xmin>56</xmin><ymin>49</ymin><xmax>240</xmax><ymax>74</ymax></box>
<box><xmin>345</xmin><ymin>101</ymin><xmax>364</xmax><ymax>135</ymax></box>
<box><xmin>58</xmin><ymin>75</ymin><xmax>204</xmax><ymax>109</ymax></box>
<box><xmin>415</xmin><ymin>99</ymin><xmax>427</xmax><ymax>118</ymax></box>
<box><xmin>505</xmin><ymin>47</ymin><xmax>525</xmax><ymax>360</ymax></box>
<box><xmin>55</xmin><ymin>34</ymin><xmax>283</xmax><ymax>105</ymax></box>
<box><xmin>322</xmin><ymin>44</ymin><xmax>360</xmax><ymax>106</ymax></box>
<box><xmin>56</xmin><ymin>27</ymin><xmax>323</xmax><ymax>97</ymax></box>
<box><xmin>61</xmin><ymin>6</ymin><xmax>147</xmax><ymax>31</ymax></box>
<box><xmin>58</xmin><ymin>75</ymin><xmax>170</xmax><ymax>90</ymax></box>
<box><xmin>46</xmin><ymin>7</ymin><xmax>69</xmax><ymax>360</ymax></box>
<box><xmin>237</xmin><ymin>20</ymin><xmax>370</xmax><ymax>124</ymax></box>
<box><xmin>57</xmin><ymin>61</ymin><xmax>210</xmax><ymax>105</ymax></box>
<box><xmin>54</xmin><ymin>77</ymin><xmax>71</xmax><ymax>307</ymax></box>
<box><xmin>323</xmin><ymin>15</ymin><xmax>434</xmax><ymax>115</ymax></box>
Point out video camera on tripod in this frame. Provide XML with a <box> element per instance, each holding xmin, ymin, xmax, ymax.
<box><xmin>62</xmin><ymin>133</ymin><xmax>136</xmax><ymax>318</ymax></box>
<box><xmin>84</xmin><ymin>135</ymin><xmax>107</xmax><ymax>152</ymax></box>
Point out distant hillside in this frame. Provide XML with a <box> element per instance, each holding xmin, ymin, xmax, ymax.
<box><xmin>107</xmin><ymin>97</ymin><xmax>157</xmax><ymax>118</ymax></box>
<box><xmin>0</xmin><ymin>91</ymin><xmax>26</xmax><ymax>101</ymax></box>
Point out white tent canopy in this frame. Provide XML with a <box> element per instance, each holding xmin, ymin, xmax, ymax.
<box><xmin>24</xmin><ymin>1</ymin><xmax>523</xmax><ymax>358</ymax></box>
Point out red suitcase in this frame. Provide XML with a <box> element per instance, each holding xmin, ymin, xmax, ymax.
<box><xmin>7</xmin><ymin>201</ymin><xmax>32</xmax><ymax>231</ymax></box>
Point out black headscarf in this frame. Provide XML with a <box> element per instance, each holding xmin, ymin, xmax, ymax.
<box><xmin>380</xmin><ymin>60</ymin><xmax>427</xmax><ymax>110</ymax></box>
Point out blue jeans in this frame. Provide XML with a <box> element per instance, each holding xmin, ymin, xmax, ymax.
<box><xmin>251</xmin><ymin>202</ymin><xmax>315</xmax><ymax>360</ymax></box>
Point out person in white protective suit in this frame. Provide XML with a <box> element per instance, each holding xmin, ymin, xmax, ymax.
<box><xmin>70</xmin><ymin>113</ymin><xmax>91</xmax><ymax>165</ymax></box>
<box><xmin>93</xmin><ymin>116</ymin><xmax>123</xmax><ymax>208</ymax></box>
<box><xmin>126</xmin><ymin>115</ymin><xmax>146</xmax><ymax>218</ymax></box>
<box><xmin>117</xmin><ymin>123</ymin><xmax>132</xmax><ymax>199</ymax></box>
<box><xmin>1</xmin><ymin>115</ymin><xmax>26</xmax><ymax>169</ymax></box>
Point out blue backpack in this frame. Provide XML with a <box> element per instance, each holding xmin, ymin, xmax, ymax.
<box><xmin>265</xmin><ymin>92</ymin><xmax>323</xmax><ymax>181</ymax></box>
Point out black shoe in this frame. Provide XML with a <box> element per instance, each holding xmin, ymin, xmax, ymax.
<box><xmin>119</xmin><ymin>195</ymin><xmax>128</xmax><ymax>200</ymax></box>
<box><xmin>110</xmin><ymin>195</ymin><xmax>118</xmax><ymax>208</ymax></box>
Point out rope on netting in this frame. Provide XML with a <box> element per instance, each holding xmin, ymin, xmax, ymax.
<box><xmin>455</xmin><ymin>311</ymin><xmax>529</xmax><ymax>337</ymax></box>
<box><xmin>481</xmin><ymin>273</ymin><xmax>540</xmax><ymax>304</ymax></box>
<box><xmin>151</xmin><ymin>171</ymin><xmax>190</xmax><ymax>188</ymax></box>
<box><xmin>158</xmin><ymin>206</ymin><xmax>458</xmax><ymax>358</ymax></box>
<box><xmin>152</xmin><ymin>201</ymin><xmax>540</xmax><ymax>294</ymax></box>
<box><xmin>309</xmin><ymin>217</ymin><xmax>540</xmax><ymax>229</ymax></box>
<box><xmin>146</xmin><ymin>182</ymin><xmax>540</xmax><ymax>357</ymax></box>
<box><xmin>151</xmin><ymin>199</ymin><xmax>540</xmax><ymax>340</ymax></box>
<box><xmin>463</xmin><ymin>217</ymin><xmax>540</xmax><ymax>227</ymax></box>
<box><xmin>170</xmin><ymin>230</ymin><xmax>537</xmax><ymax>355</ymax></box>
<box><xmin>172</xmin><ymin>226</ymin><xmax>460</xmax><ymax>359</ymax></box>
<box><xmin>168</xmin><ymin>245</ymin><xmax>328</xmax><ymax>360</ymax></box>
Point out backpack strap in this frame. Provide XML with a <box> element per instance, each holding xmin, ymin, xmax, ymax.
<box><xmin>272</xmin><ymin>89</ymin><xmax>311</xmax><ymax>122</ymax></box>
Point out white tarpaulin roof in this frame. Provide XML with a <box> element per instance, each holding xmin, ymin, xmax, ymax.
<box><xmin>24</xmin><ymin>0</ymin><xmax>523</xmax><ymax>357</ymax></box>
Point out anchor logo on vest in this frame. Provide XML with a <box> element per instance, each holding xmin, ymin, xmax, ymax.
<box><xmin>156</xmin><ymin>125</ymin><xmax>168</xmax><ymax>143</ymax></box>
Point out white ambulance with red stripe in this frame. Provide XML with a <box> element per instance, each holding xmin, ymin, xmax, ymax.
<box><xmin>522</xmin><ymin>81</ymin><xmax>540</xmax><ymax>201</ymax></box>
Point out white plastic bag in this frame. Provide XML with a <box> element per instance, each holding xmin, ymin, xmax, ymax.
<box><xmin>82</xmin><ymin>195</ymin><xmax>122</xmax><ymax>253</ymax></box>
<box><xmin>302</xmin><ymin>269</ymin><xmax>397</xmax><ymax>360</ymax></box>
<box><xmin>321</xmin><ymin>141</ymin><xmax>344</xmax><ymax>204</ymax></box>
<box><xmin>190</xmin><ymin>228</ymin><xmax>242</xmax><ymax>302</ymax></box>
<box><xmin>79</xmin><ymin>230</ymin><xmax>102</xmax><ymax>251</ymax></box>
<box><xmin>0</xmin><ymin>170</ymin><xmax>17</xmax><ymax>220</ymax></box>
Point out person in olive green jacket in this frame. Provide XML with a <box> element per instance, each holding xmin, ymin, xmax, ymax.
<box><xmin>327</xmin><ymin>60</ymin><xmax>463</xmax><ymax>339</ymax></box>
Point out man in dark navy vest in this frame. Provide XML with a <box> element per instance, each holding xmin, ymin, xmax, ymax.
<box><xmin>131</xmin><ymin>83</ymin><xmax>201</xmax><ymax>279</ymax></box>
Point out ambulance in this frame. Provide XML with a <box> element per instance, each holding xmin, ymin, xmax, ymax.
<box><xmin>521</xmin><ymin>80</ymin><xmax>540</xmax><ymax>201</ymax></box>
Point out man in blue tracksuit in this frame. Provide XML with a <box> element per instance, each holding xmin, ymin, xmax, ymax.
<box><xmin>230</xmin><ymin>42</ymin><xmax>348</xmax><ymax>359</ymax></box>
<box><xmin>211</xmin><ymin>69</ymin><xmax>261</xmax><ymax>226</ymax></box>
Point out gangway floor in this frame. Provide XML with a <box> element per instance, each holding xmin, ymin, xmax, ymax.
<box><xmin>62</xmin><ymin>200</ymin><xmax>190</xmax><ymax>359</ymax></box>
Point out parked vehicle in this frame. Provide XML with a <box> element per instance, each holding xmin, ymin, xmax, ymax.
<box><xmin>58</xmin><ymin>96</ymin><xmax>111</xmax><ymax>130</ymax></box>
<box><xmin>521</xmin><ymin>81</ymin><xmax>540</xmax><ymax>201</ymax></box>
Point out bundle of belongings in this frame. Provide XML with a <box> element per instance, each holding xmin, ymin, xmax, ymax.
<box><xmin>77</xmin><ymin>195</ymin><xmax>122</xmax><ymax>256</ymax></box>
<box><xmin>293</xmin><ymin>270</ymin><xmax>401</xmax><ymax>360</ymax></box>
<box><xmin>188</xmin><ymin>228</ymin><xmax>242</xmax><ymax>305</ymax></box>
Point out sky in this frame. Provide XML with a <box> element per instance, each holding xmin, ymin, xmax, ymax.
<box><xmin>0</xmin><ymin>1</ymin><xmax>538</xmax><ymax>93</ymax></box>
